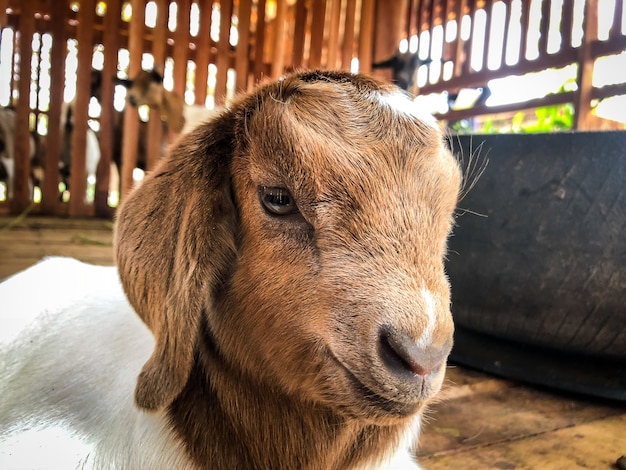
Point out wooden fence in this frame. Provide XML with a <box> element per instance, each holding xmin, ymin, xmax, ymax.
<box><xmin>0</xmin><ymin>0</ymin><xmax>624</xmax><ymax>217</ymax></box>
<box><xmin>406</xmin><ymin>0</ymin><xmax>626</xmax><ymax>126</ymax></box>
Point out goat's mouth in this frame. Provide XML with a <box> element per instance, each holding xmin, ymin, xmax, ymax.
<box><xmin>326</xmin><ymin>353</ymin><xmax>425</xmax><ymax>420</ymax></box>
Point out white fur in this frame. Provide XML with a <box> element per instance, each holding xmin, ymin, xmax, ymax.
<box><xmin>417</xmin><ymin>288</ymin><xmax>437</xmax><ymax>350</ymax></box>
<box><xmin>0</xmin><ymin>258</ymin><xmax>193</xmax><ymax>469</ymax></box>
<box><xmin>0</xmin><ymin>258</ymin><xmax>422</xmax><ymax>469</ymax></box>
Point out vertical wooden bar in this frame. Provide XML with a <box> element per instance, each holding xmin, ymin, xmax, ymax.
<box><xmin>499</xmin><ymin>0</ymin><xmax>510</xmax><ymax>67</ymax></box>
<box><xmin>453</xmin><ymin>0</ymin><xmax>465</xmax><ymax>77</ymax></box>
<box><xmin>173</xmin><ymin>0</ymin><xmax>191</xmax><ymax>99</ymax></box>
<box><xmin>358</xmin><ymin>0</ymin><xmax>376</xmax><ymax>72</ymax></box>
<box><xmin>235</xmin><ymin>0</ymin><xmax>252</xmax><ymax>91</ymax></box>
<box><xmin>69</xmin><ymin>0</ymin><xmax>96</xmax><ymax>216</ymax></box>
<box><xmin>538</xmin><ymin>0</ymin><xmax>551</xmax><ymax>55</ymax></box>
<box><xmin>195</xmin><ymin>0</ymin><xmax>214</xmax><ymax>103</ymax></box>
<box><xmin>519</xmin><ymin>0</ymin><xmax>530</xmax><ymax>61</ymax></box>
<box><xmin>41</xmin><ymin>0</ymin><xmax>66</xmax><ymax>214</ymax></box>
<box><xmin>326</xmin><ymin>0</ymin><xmax>343</xmax><ymax>69</ymax></box>
<box><xmin>405</xmin><ymin>0</ymin><xmax>415</xmax><ymax>38</ymax></box>
<box><xmin>574</xmin><ymin>0</ymin><xmax>597</xmax><ymax>130</ymax></box>
<box><xmin>561</xmin><ymin>0</ymin><xmax>574</xmax><ymax>49</ymax></box>
<box><xmin>610</xmin><ymin>0</ymin><xmax>623</xmax><ymax>38</ymax></box>
<box><xmin>145</xmin><ymin>0</ymin><xmax>167</xmax><ymax>171</ymax></box>
<box><xmin>341</xmin><ymin>0</ymin><xmax>357</xmax><ymax>70</ymax></box>
<box><xmin>215</xmin><ymin>0</ymin><xmax>234</xmax><ymax>104</ymax></box>
<box><xmin>309</xmin><ymin>0</ymin><xmax>327</xmax><ymax>68</ymax></box>
<box><xmin>120</xmin><ymin>0</ymin><xmax>144</xmax><ymax>198</ymax></box>
<box><xmin>0</xmin><ymin>0</ymin><xmax>8</xmax><ymax>28</ymax></box>
<box><xmin>94</xmin><ymin>0</ymin><xmax>121</xmax><ymax>217</ymax></box>
<box><xmin>373</xmin><ymin>0</ymin><xmax>406</xmax><ymax>82</ymax></box>
<box><xmin>415</xmin><ymin>0</ymin><xmax>424</xmax><ymax>35</ymax></box>
<box><xmin>462</xmin><ymin>0</ymin><xmax>476</xmax><ymax>74</ymax></box>
<box><xmin>12</xmin><ymin>0</ymin><xmax>35</xmax><ymax>213</ymax></box>
<box><xmin>254</xmin><ymin>0</ymin><xmax>267</xmax><ymax>81</ymax></box>
<box><xmin>482</xmin><ymin>0</ymin><xmax>494</xmax><ymax>70</ymax></box>
<box><xmin>271</xmin><ymin>0</ymin><xmax>288</xmax><ymax>78</ymax></box>
<box><xmin>291</xmin><ymin>0</ymin><xmax>307</xmax><ymax>68</ymax></box>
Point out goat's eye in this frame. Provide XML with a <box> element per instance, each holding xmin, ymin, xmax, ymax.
<box><xmin>260</xmin><ymin>187</ymin><xmax>298</xmax><ymax>216</ymax></box>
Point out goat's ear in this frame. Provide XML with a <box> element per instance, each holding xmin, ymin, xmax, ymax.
<box><xmin>149</xmin><ymin>69</ymin><xmax>164</xmax><ymax>84</ymax></box>
<box><xmin>114</xmin><ymin>111</ymin><xmax>237</xmax><ymax>411</ymax></box>
<box><xmin>115</xmin><ymin>77</ymin><xmax>133</xmax><ymax>88</ymax></box>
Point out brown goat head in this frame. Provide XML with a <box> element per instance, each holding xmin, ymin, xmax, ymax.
<box><xmin>114</xmin><ymin>71</ymin><xmax>462</xmax><ymax>423</ymax></box>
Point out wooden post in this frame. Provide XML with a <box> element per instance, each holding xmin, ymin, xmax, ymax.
<box><xmin>235</xmin><ymin>0</ymin><xmax>252</xmax><ymax>92</ymax></box>
<box><xmin>68</xmin><ymin>0</ymin><xmax>96</xmax><ymax>216</ymax></box>
<box><xmin>574</xmin><ymin>0</ymin><xmax>597</xmax><ymax>130</ymax></box>
<box><xmin>195</xmin><ymin>0</ymin><xmax>213</xmax><ymax>104</ymax></box>
<box><xmin>11</xmin><ymin>0</ymin><xmax>35</xmax><ymax>214</ymax></box>
<box><xmin>254</xmin><ymin>0</ymin><xmax>267</xmax><ymax>82</ymax></box>
<box><xmin>326</xmin><ymin>0</ymin><xmax>343</xmax><ymax>70</ymax></box>
<box><xmin>291</xmin><ymin>0</ymin><xmax>307</xmax><ymax>69</ymax></box>
<box><xmin>342</xmin><ymin>0</ymin><xmax>357</xmax><ymax>70</ymax></box>
<box><xmin>215</xmin><ymin>0</ymin><xmax>234</xmax><ymax>105</ymax></box>
<box><xmin>94</xmin><ymin>0</ymin><xmax>121</xmax><ymax>218</ymax></box>
<box><xmin>358</xmin><ymin>0</ymin><xmax>376</xmax><ymax>73</ymax></box>
<box><xmin>372</xmin><ymin>0</ymin><xmax>407</xmax><ymax>81</ymax></box>
<box><xmin>308</xmin><ymin>0</ymin><xmax>326</xmax><ymax>68</ymax></box>
<box><xmin>271</xmin><ymin>0</ymin><xmax>288</xmax><ymax>78</ymax></box>
<box><xmin>146</xmin><ymin>0</ymin><xmax>167</xmax><ymax>171</ymax></box>
<box><xmin>41</xmin><ymin>0</ymin><xmax>66</xmax><ymax>215</ymax></box>
<box><xmin>120</xmin><ymin>0</ymin><xmax>144</xmax><ymax>198</ymax></box>
<box><xmin>173</xmin><ymin>0</ymin><xmax>191</xmax><ymax>99</ymax></box>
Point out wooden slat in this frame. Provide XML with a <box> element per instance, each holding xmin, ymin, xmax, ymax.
<box><xmin>194</xmin><ymin>0</ymin><xmax>213</xmax><ymax>105</ymax></box>
<box><xmin>291</xmin><ymin>0</ymin><xmax>307</xmax><ymax>69</ymax></box>
<box><xmin>574</xmin><ymin>0</ymin><xmax>598</xmax><ymax>130</ymax></box>
<box><xmin>519</xmin><ymin>0</ymin><xmax>530</xmax><ymax>61</ymax></box>
<box><xmin>215</xmin><ymin>0</ymin><xmax>234</xmax><ymax>105</ymax></box>
<box><xmin>482</xmin><ymin>0</ymin><xmax>494</xmax><ymax>71</ymax></box>
<box><xmin>120</xmin><ymin>0</ymin><xmax>144</xmax><ymax>198</ymax></box>
<box><xmin>561</xmin><ymin>0</ymin><xmax>574</xmax><ymax>50</ymax></box>
<box><xmin>452</xmin><ymin>0</ymin><xmax>465</xmax><ymax>78</ymax></box>
<box><xmin>94</xmin><ymin>0</ymin><xmax>121</xmax><ymax>217</ymax></box>
<box><xmin>146</xmin><ymin>0</ymin><xmax>167</xmax><ymax>171</ymax></box>
<box><xmin>326</xmin><ymin>0</ymin><xmax>343</xmax><ymax>69</ymax></box>
<box><xmin>235</xmin><ymin>0</ymin><xmax>252</xmax><ymax>91</ymax></box>
<box><xmin>538</xmin><ymin>0</ymin><xmax>551</xmax><ymax>55</ymax></box>
<box><xmin>40</xmin><ymin>0</ymin><xmax>66</xmax><ymax>214</ymax></box>
<box><xmin>173</xmin><ymin>0</ymin><xmax>192</xmax><ymax>99</ymax></box>
<box><xmin>341</xmin><ymin>0</ymin><xmax>356</xmax><ymax>70</ymax></box>
<box><xmin>271</xmin><ymin>0</ymin><xmax>287</xmax><ymax>78</ymax></box>
<box><xmin>0</xmin><ymin>0</ymin><xmax>8</xmax><ymax>27</ymax></box>
<box><xmin>11</xmin><ymin>0</ymin><xmax>34</xmax><ymax>213</ymax></box>
<box><xmin>68</xmin><ymin>0</ymin><xmax>96</xmax><ymax>216</ymax></box>
<box><xmin>253</xmin><ymin>0</ymin><xmax>266</xmax><ymax>82</ymax></box>
<box><xmin>499</xmin><ymin>0</ymin><xmax>511</xmax><ymax>67</ymax></box>
<box><xmin>462</xmin><ymin>0</ymin><xmax>477</xmax><ymax>74</ymax></box>
<box><xmin>308</xmin><ymin>0</ymin><xmax>326</xmax><ymax>68</ymax></box>
<box><xmin>358</xmin><ymin>0</ymin><xmax>375</xmax><ymax>72</ymax></box>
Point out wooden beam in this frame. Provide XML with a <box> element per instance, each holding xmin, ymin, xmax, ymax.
<box><xmin>94</xmin><ymin>0</ymin><xmax>121</xmax><ymax>217</ymax></box>
<box><xmin>253</xmin><ymin>0</ymin><xmax>266</xmax><ymax>82</ymax></box>
<box><xmin>358</xmin><ymin>0</ymin><xmax>375</xmax><ymax>72</ymax></box>
<box><xmin>68</xmin><ymin>0</ymin><xmax>96</xmax><ymax>216</ymax></box>
<box><xmin>146</xmin><ymin>0</ymin><xmax>167</xmax><ymax>171</ymax></box>
<box><xmin>308</xmin><ymin>0</ymin><xmax>326</xmax><ymax>68</ymax></box>
<box><xmin>291</xmin><ymin>0</ymin><xmax>307</xmax><ymax>69</ymax></box>
<box><xmin>215</xmin><ymin>0</ymin><xmax>234</xmax><ymax>105</ymax></box>
<box><xmin>11</xmin><ymin>0</ymin><xmax>35</xmax><ymax>213</ymax></box>
<box><xmin>574</xmin><ymin>0</ymin><xmax>597</xmax><ymax>130</ymax></box>
<box><xmin>271</xmin><ymin>0</ymin><xmax>288</xmax><ymax>78</ymax></box>
<box><xmin>341</xmin><ymin>0</ymin><xmax>357</xmax><ymax>70</ymax></box>
<box><xmin>235</xmin><ymin>0</ymin><xmax>252</xmax><ymax>91</ymax></box>
<box><xmin>40</xmin><ymin>0</ymin><xmax>66</xmax><ymax>214</ymax></box>
<box><xmin>120</xmin><ymin>0</ymin><xmax>144</xmax><ymax>198</ymax></box>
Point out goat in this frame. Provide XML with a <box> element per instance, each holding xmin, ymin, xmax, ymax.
<box><xmin>117</xmin><ymin>69</ymin><xmax>219</xmax><ymax>136</ymax></box>
<box><xmin>0</xmin><ymin>70</ymin><xmax>462</xmax><ymax>469</ymax></box>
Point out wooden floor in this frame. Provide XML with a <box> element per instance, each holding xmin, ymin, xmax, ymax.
<box><xmin>1</xmin><ymin>215</ymin><xmax>625</xmax><ymax>469</ymax></box>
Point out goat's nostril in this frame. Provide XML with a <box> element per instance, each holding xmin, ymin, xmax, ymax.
<box><xmin>378</xmin><ymin>328</ymin><xmax>446</xmax><ymax>377</ymax></box>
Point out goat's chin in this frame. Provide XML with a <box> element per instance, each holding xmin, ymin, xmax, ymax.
<box><xmin>311</xmin><ymin>351</ymin><xmax>445</xmax><ymax>425</ymax></box>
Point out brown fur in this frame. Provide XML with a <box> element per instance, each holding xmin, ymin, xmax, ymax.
<box><xmin>114</xmin><ymin>70</ymin><xmax>462</xmax><ymax>469</ymax></box>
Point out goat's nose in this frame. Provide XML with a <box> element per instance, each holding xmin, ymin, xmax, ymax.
<box><xmin>378</xmin><ymin>327</ymin><xmax>451</xmax><ymax>377</ymax></box>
